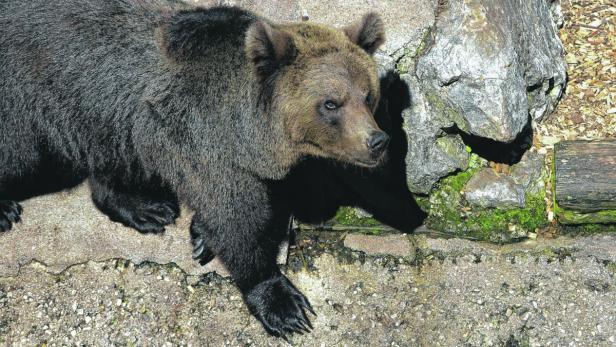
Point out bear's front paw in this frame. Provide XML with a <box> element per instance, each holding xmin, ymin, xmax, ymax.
<box><xmin>189</xmin><ymin>218</ymin><xmax>216</xmax><ymax>265</ymax></box>
<box><xmin>0</xmin><ymin>200</ymin><xmax>23</xmax><ymax>232</ymax></box>
<box><xmin>128</xmin><ymin>200</ymin><xmax>179</xmax><ymax>233</ymax></box>
<box><xmin>245</xmin><ymin>275</ymin><xmax>316</xmax><ymax>339</ymax></box>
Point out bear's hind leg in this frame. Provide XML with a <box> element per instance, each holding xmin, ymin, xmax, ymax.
<box><xmin>0</xmin><ymin>125</ymin><xmax>39</xmax><ymax>232</ymax></box>
<box><xmin>0</xmin><ymin>200</ymin><xmax>23</xmax><ymax>232</ymax></box>
<box><xmin>189</xmin><ymin>214</ymin><xmax>295</xmax><ymax>265</ymax></box>
<box><xmin>90</xmin><ymin>176</ymin><xmax>179</xmax><ymax>233</ymax></box>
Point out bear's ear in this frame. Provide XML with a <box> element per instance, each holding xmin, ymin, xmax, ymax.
<box><xmin>245</xmin><ymin>21</ymin><xmax>297</xmax><ymax>81</ymax></box>
<box><xmin>343</xmin><ymin>13</ymin><xmax>385</xmax><ymax>55</ymax></box>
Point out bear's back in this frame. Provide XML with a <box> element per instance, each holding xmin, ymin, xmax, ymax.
<box><xmin>0</xmin><ymin>0</ymin><xmax>257</xmax><ymax>126</ymax></box>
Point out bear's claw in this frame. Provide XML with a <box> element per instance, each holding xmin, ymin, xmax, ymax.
<box><xmin>190</xmin><ymin>219</ymin><xmax>215</xmax><ymax>265</ymax></box>
<box><xmin>245</xmin><ymin>274</ymin><xmax>316</xmax><ymax>339</ymax></box>
<box><xmin>191</xmin><ymin>237</ymin><xmax>215</xmax><ymax>265</ymax></box>
<box><xmin>0</xmin><ymin>200</ymin><xmax>23</xmax><ymax>232</ymax></box>
<box><xmin>122</xmin><ymin>200</ymin><xmax>179</xmax><ymax>234</ymax></box>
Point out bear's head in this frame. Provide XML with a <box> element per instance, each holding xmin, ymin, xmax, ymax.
<box><xmin>245</xmin><ymin>13</ymin><xmax>388</xmax><ymax>168</ymax></box>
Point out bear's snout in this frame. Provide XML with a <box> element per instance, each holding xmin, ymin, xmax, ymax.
<box><xmin>366</xmin><ymin>131</ymin><xmax>389</xmax><ymax>158</ymax></box>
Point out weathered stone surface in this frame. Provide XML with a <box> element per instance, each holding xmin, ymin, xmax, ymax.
<box><xmin>510</xmin><ymin>150</ymin><xmax>545</xmax><ymax>193</ymax></box>
<box><xmin>415</xmin><ymin>0</ymin><xmax>566</xmax><ymax>142</ymax></box>
<box><xmin>549</xmin><ymin>0</ymin><xmax>564</xmax><ymax>29</ymax></box>
<box><xmin>343</xmin><ymin>234</ymin><xmax>414</xmax><ymax>258</ymax></box>
<box><xmin>194</xmin><ymin>0</ymin><xmax>435</xmax><ymax>57</ymax></box>
<box><xmin>402</xmin><ymin>0</ymin><xmax>565</xmax><ymax>193</ymax></box>
<box><xmin>406</xmin><ymin>134</ymin><xmax>470</xmax><ymax>194</ymax></box>
<box><xmin>402</xmin><ymin>73</ymin><xmax>470</xmax><ymax>193</ymax></box>
<box><xmin>0</xmin><ymin>184</ymin><xmax>287</xmax><ymax>278</ymax></box>
<box><xmin>463</xmin><ymin>168</ymin><xmax>525</xmax><ymax>209</ymax></box>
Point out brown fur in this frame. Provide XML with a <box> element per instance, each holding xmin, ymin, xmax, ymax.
<box><xmin>255</xmin><ymin>19</ymin><xmax>385</xmax><ymax>167</ymax></box>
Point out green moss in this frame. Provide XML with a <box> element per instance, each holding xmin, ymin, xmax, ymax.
<box><xmin>607</xmin><ymin>263</ymin><xmax>616</xmax><ymax>275</ymax></box>
<box><xmin>425</xmin><ymin>154</ymin><xmax>548</xmax><ymax>243</ymax></box>
<box><xmin>471</xmin><ymin>191</ymin><xmax>547</xmax><ymax>235</ymax></box>
<box><xmin>559</xmin><ymin>223</ymin><xmax>616</xmax><ymax>236</ymax></box>
<box><xmin>334</xmin><ymin>207</ymin><xmax>381</xmax><ymax>228</ymax></box>
<box><xmin>414</xmin><ymin>27</ymin><xmax>433</xmax><ymax>58</ymax></box>
<box><xmin>415</xmin><ymin>195</ymin><xmax>430</xmax><ymax>212</ymax></box>
<box><xmin>556</xmin><ymin>208</ymin><xmax>616</xmax><ymax>225</ymax></box>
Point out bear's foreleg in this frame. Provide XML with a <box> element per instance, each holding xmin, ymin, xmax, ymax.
<box><xmin>189</xmin><ymin>174</ymin><xmax>314</xmax><ymax>338</ymax></box>
<box><xmin>90</xmin><ymin>175</ymin><xmax>179</xmax><ymax>233</ymax></box>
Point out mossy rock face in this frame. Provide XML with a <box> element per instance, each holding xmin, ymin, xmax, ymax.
<box><xmin>329</xmin><ymin>153</ymin><xmax>549</xmax><ymax>242</ymax></box>
<box><xmin>396</xmin><ymin>27</ymin><xmax>433</xmax><ymax>74</ymax></box>
<box><xmin>329</xmin><ymin>207</ymin><xmax>385</xmax><ymax>235</ymax></box>
<box><xmin>334</xmin><ymin>207</ymin><xmax>380</xmax><ymax>227</ymax></box>
<box><xmin>423</xmin><ymin>154</ymin><xmax>548</xmax><ymax>242</ymax></box>
<box><xmin>560</xmin><ymin>223</ymin><xmax>616</xmax><ymax>235</ymax></box>
<box><xmin>553</xmin><ymin>199</ymin><xmax>616</xmax><ymax>232</ymax></box>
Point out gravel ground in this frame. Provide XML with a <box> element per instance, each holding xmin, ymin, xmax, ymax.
<box><xmin>1</xmin><ymin>232</ymin><xmax>615</xmax><ymax>347</ymax></box>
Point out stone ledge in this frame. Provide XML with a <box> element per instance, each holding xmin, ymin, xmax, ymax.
<box><xmin>343</xmin><ymin>234</ymin><xmax>414</xmax><ymax>258</ymax></box>
<box><xmin>0</xmin><ymin>184</ymin><xmax>286</xmax><ymax>278</ymax></box>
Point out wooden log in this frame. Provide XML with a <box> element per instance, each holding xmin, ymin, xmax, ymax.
<box><xmin>555</xmin><ymin>140</ymin><xmax>616</xmax><ymax>213</ymax></box>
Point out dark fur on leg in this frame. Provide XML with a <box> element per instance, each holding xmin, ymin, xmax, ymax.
<box><xmin>0</xmin><ymin>200</ymin><xmax>22</xmax><ymax>232</ymax></box>
<box><xmin>90</xmin><ymin>177</ymin><xmax>179</xmax><ymax>234</ymax></box>
<box><xmin>187</xmin><ymin>172</ymin><xmax>314</xmax><ymax>339</ymax></box>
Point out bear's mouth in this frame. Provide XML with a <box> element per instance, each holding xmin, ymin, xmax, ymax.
<box><xmin>349</xmin><ymin>152</ymin><xmax>387</xmax><ymax>168</ymax></box>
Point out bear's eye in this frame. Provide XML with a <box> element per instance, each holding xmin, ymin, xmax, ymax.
<box><xmin>324</xmin><ymin>100</ymin><xmax>338</xmax><ymax>111</ymax></box>
<box><xmin>365</xmin><ymin>92</ymin><xmax>373</xmax><ymax>106</ymax></box>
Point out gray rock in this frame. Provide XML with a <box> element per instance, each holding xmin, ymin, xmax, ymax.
<box><xmin>402</xmin><ymin>73</ymin><xmax>470</xmax><ymax>193</ymax></box>
<box><xmin>463</xmin><ymin>168</ymin><xmax>525</xmax><ymax>209</ymax></box>
<box><xmin>511</xmin><ymin>150</ymin><xmax>546</xmax><ymax>193</ymax></box>
<box><xmin>401</xmin><ymin>0</ymin><xmax>565</xmax><ymax>193</ymax></box>
<box><xmin>415</xmin><ymin>0</ymin><xmax>566</xmax><ymax>142</ymax></box>
<box><xmin>549</xmin><ymin>0</ymin><xmax>565</xmax><ymax>29</ymax></box>
<box><xmin>374</xmin><ymin>52</ymin><xmax>396</xmax><ymax>81</ymax></box>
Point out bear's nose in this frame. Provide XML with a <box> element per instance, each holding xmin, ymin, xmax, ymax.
<box><xmin>367</xmin><ymin>131</ymin><xmax>390</xmax><ymax>155</ymax></box>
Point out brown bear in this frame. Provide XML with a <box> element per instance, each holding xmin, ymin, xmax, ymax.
<box><xmin>0</xmin><ymin>0</ymin><xmax>388</xmax><ymax>338</ymax></box>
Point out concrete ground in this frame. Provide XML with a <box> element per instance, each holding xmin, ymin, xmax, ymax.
<box><xmin>1</xmin><ymin>185</ymin><xmax>615</xmax><ymax>346</ymax></box>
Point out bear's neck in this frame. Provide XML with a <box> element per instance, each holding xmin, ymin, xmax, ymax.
<box><xmin>234</xmin><ymin>107</ymin><xmax>300</xmax><ymax>181</ymax></box>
